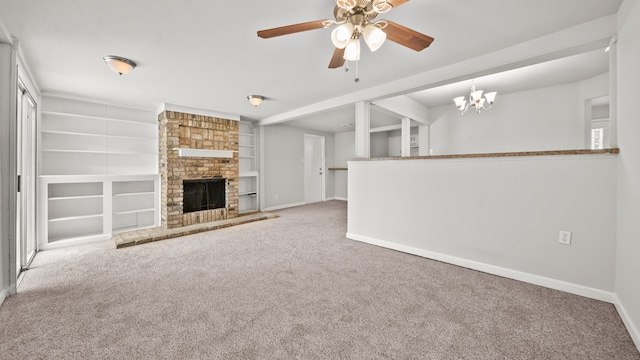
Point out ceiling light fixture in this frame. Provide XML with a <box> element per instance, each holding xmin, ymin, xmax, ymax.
<box><xmin>329</xmin><ymin>4</ymin><xmax>390</xmax><ymax>63</ymax></box>
<box><xmin>453</xmin><ymin>81</ymin><xmax>497</xmax><ymax>115</ymax></box>
<box><xmin>247</xmin><ymin>95</ymin><xmax>265</xmax><ymax>107</ymax></box>
<box><xmin>103</xmin><ymin>55</ymin><xmax>137</xmax><ymax>75</ymax></box>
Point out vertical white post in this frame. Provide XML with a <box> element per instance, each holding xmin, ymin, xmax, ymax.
<box><xmin>103</xmin><ymin>180</ymin><xmax>112</xmax><ymax>237</ymax></box>
<box><xmin>419</xmin><ymin>124</ymin><xmax>431</xmax><ymax>156</ymax></box>
<box><xmin>0</xmin><ymin>41</ymin><xmax>18</xmax><ymax>297</ymax></box>
<box><xmin>355</xmin><ymin>102</ymin><xmax>370</xmax><ymax>158</ymax></box>
<box><xmin>401</xmin><ymin>117</ymin><xmax>411</xmax><ymax>157</ymax></box>
<box><xmin>608</xmin><ymin>37</ymin><xmax>618</xmax><ymax>148</ymax></box>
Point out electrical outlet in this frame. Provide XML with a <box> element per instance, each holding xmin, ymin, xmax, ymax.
<box><xmin>559</xmin><ymin>230</ymin><xmax>572</xmax><ymax>245</ymax></box>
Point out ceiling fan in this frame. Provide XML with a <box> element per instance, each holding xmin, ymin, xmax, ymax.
<box><xmin>257</xmin><ymin>0</ymin><xmax>434</xmax><ymax>69</ymax></box>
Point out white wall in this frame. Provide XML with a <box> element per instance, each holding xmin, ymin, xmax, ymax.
<box><xmin>333</xmin><ymin>131</ymin><xmax>390</xmax><ymax>200</ymax></box>
<box><xmin>262</xmin><ymin>125</ymin><xmax>334</xmax><ymax>210</ymax></box>
<box><xmin>347</xmin><ymin>154</ymin><xmax>618</xmax><ymax>301</ymax></box>
<box><xmin>430</xmin><ymin>82</ymin><xmax>589</xmax><ymax>155</ymax></box>
<box><xmin>615</xmin><ymin>0</ymin><xmax>640</xmax><ymax>348</ymax></box>
<box><xmin>333</xmin><ymin>132</ymin><xmax>355</xmax><ymax>200</ymax></box>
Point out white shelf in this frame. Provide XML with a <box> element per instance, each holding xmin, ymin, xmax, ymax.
<box><xmin>113</xmin><ymin>191</ymin><xmax>154</xmax><ymax>197</ymax></box>
<box><xmin>49</xmin><ymin>194</ymin><xmax>103</xmax><ymax>201</ymax></box>
<box><xmin>113</xmin><ymin>208</ymin><xmax>155</xmax><ymax>216</ymax></box>
<box><xmin>41</xmin><ymin>110</ymin><xmax>156</xmax><ymax>126</ymax></box>
<box><xmin>49</xmin><ymin>213</ymin><xmax>103</xmax><ymax>222</ymax></box>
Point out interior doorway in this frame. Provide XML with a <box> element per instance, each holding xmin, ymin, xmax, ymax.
<box><xmin>16</xmin><ymin>79</ymin><xmax>37</xmax><ymax>280</ymax></box>
<box><xmin>304</xmin><ymin>134</ymin><xmax>325</xmax><ymax>204</ymax></box>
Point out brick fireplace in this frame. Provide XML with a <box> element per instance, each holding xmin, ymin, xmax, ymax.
<box><xmin>158</xmin><ymin>110</ymin><xmax>239</xmax><ymax>229</ymax></box>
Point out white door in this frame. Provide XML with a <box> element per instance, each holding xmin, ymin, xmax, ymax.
<box><xmin>304</xmin><ymin>134</ymin><xmax>325</xmax><ymax>204</ymax></box>
<box><xmin>16</xmin><ymin>81</ymin><xmax>37</xmax><ymax>276</ymax></box>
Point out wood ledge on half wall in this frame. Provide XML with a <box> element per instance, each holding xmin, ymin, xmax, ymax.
<box><xmin>348</xmin><ymin>148</ymin><xmax>620</xmax><ymax>162</ymax></box>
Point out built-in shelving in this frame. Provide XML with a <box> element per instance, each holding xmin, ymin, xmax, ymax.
<box><xmin>238</xmin><ymin>122</ymin><xmax>259</xmax><ymax>213</ymax></box>
<box><xmin>39</xmin><ymin>174</ymin><xmax>160</xmax><ymax>249</ymax></box>
<box><xmin>38</xmin><ymin>97</ymin><xmax>160</xmax><ymax>248</ymax></box>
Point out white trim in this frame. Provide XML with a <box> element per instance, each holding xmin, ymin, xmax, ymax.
<box><xmin>614</xmin><ymin>296</ymin><xmax>640</xmax><ymax>352</ymax></box>
<box><xmin>39</xmin><ymin>235</ymin><xmax>111</xmax><ymax>251</ymax></box>
<box><xmin>264</xmin><ymin>202</ymin><xmax>306</xmax><ymax>212</ymax></box>
<box><xmin>43</xmin><ymin>92</ymin><xmax>156</xmax><ymax>113</ymax></box>
<box><xmin>346</xmin><ymin>232</ymin><xmax>617</xmax><ymax>304</ymax></box>
<box><xmin>0</xmin><ymin>288</ymin><xmax>6</xmax><ymax>306</ymax></box>
<box><xmin>175</xmin><ymin>148</ymin><xmax>234</xmax><ymax>158</ymax></box>
<box><xmin>159</xmin><ymin>103</ymin><xmax>240</xmax><ymax>121</ymax></box>
<box><xmin>334</xmin><ymin>197</ymin><xmax>348</xmax><ymax>201</ymax></box>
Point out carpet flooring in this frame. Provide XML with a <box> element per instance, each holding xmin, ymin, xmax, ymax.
<box><xmin>0</xmin><ymin>200</ymin><xmax>638</xmax><ymax>359</ymax></box>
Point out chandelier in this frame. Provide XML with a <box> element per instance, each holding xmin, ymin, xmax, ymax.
<box><xmin>453</xmin><ymin>81</ymin><xmax>497</xmax><ymax>115</ymax></box>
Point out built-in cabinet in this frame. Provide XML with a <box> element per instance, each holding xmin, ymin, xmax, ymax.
<box><xmin>38</xmin><ymin>96</ymin><xmax>159</xmax><ymax>249</ymax></box>
<box><xmin>40</xmin><ymin>175</ymin><xmax>159</xmax><ymax>249</ymax></box>
<box><xmin>238</xmin><ymin>122</ymin><xmax>259</xmax><ymax>213</ymax></box>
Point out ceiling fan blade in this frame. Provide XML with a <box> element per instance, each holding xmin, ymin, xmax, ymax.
<box><xmin>384</xmin><ymin>20</ymin><xmax>434</xmax><ymax>52</ymax></box>
<box><xmin>387</xmin><ymin>0</ymin><xmax>410</xmax><ymax>8</ymax></box>
<box><xmin>257</xmin><ymin>20</ymin><xmax>328</xmax><ymax>39</ymax></box>
<box><xmin>328</xmin><ymin>48</ymin><xmax>346</xmax><ymax>69</ymax></box>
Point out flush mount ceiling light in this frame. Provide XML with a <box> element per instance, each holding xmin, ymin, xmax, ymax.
<box><xmin>247</xmin><ymin>95</ymin><xmax>265</xmax><ymax>107</ymax></box>
<box><xmin>453</xmin><ymin>81</ymin><xmax>497</xmax><ymax>115</ymax></box>
<box><xmin>257</xmin><ymin>0</ymin><xmax>434</xmax><ymax>77</ymax></box>
<box><xmin>103</xmin><ymin>55</ymin><xmax>137</xmax><ymax>75</ymax></box>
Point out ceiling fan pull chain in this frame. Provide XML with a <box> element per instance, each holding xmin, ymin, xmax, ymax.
<box><xmin>354</xmin><ymin>61</ymin><xmax>360</xmax><ymax>83</ymax></box>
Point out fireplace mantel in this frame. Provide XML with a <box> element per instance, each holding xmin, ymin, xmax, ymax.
<box><xmin>174</xmin><ymin>148</ymin><xmax>234</xmax><ymax>158</ymax></box>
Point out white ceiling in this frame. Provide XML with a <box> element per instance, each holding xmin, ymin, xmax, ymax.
<box><xmin>0</xmin><ymin>0</ymin><xmax>621</xmax><ymax>132</ymax></box>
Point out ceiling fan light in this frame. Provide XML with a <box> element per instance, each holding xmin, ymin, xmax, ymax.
<box><xmin>103</xmin><ymin>55</ymin><xmax>136</xmax><ymax>75</ymax></box>
<box><xmin>363</xmin><ymin>24</ymin><xmax>387</xmax><ymax>52</ymax></box>
<box><xmin>331</xmin><ymin>23</ymin><xmax>354</xmax><ymax>49</ymax></box>
<box><xmin>343</xmin><ymin>38</ymin><xmax>361</xmax><ymax>61</ymax></box>
<box><xmin>484</xmin><ymin>91</ymin><xmax>497</xmax><ymax>104</ymax></box>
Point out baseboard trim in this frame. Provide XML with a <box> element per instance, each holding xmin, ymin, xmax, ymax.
<box><xmin>334</xmin><ymin>197</ymin><xmax>348</xmax><ymax>201</ymax></box>
<box><xmin>346</xmin><ymin>232</ymin><xmax>616</xmax><ymax>304</ymax></box>
<box><xmin>264</xmin><ymin>202</ymin><xmax>306</xmax><ymax>212</ymax></box>
<box><xmin>613</xmin><ymin>296</ymin><xmax>640</xmax><ymax>351</ymax></box>
<box><xmin>39</xmin><ymin>234</ymin><xmax>111</xmax><ymax>251</ymax></box>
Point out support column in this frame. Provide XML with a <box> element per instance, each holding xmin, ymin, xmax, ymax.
<box><xmin>419</xmin><ymin>124</ymin><xmax>431</xmax><ymax>156</ymax></box>
<box><xmin>608</xmin><ymin>36</ymin><xmax>618</xmax><ymax>148</ymax></box>
<box><xmin>0</xmin><ymin>42</ymin><xmax>18</xmax><ymax>299</ymax></box>
<box><xmin>401</xmin><ymin>117</ymin><xmax>411</xmax><ymax>157</ymax></box>
<box><xmin>355</xmin><ymin>101</ymin><xmax>370</xmax><ymax>158</ymax></box>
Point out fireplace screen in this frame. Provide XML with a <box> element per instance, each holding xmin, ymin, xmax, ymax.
<box><xmin>183</xmin><ymin>178</ymin><xmax>226</xmax><ymax>213</ymax></box>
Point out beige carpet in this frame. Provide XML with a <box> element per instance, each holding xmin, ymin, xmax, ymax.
<box><xmin>1</xmin><ymin>200</ymin><xmax>638</xmax><ymax>359</ymax></box>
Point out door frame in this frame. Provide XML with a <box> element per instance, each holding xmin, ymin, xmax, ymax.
<box><xmin>17</xmin><ymin>79</ymin><xmax>38</xmax><ymax>276</ymax></box>
<box><xmin>303</xmin><ymin>134</ymin><xmax>326</xmax><ymax>204</ymax></box>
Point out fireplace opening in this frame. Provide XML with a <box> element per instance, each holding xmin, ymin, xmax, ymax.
<box><xmin>183</xmin><ymin>178</ymin><xmax>226</xmax><ymax>213</ymax></box>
